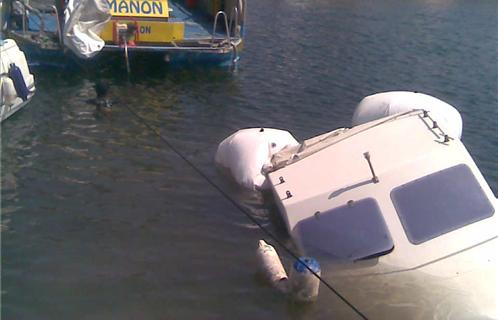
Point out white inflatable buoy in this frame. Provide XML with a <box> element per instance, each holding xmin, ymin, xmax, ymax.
<box><xmin>290</xmin><ymin>257</ymin><xmax>321</xmax><ymax>302</ymax></box>
<box><xmin>256</xmin><ymin>240</ymin><xmax>288</xmax><ymax>293</ymax></box>
<box><xmin>215</xmin><ymin>128</ymin><xmax>299</xmax><ymax>190</ymax></box>
<box><xmin>352</xmin><ymin>91</ymin><xmax>463</xmax><ymax>139</ymax></box>
<box><xmin>256</xmin><ymin>240</ymin><xmax>321</xmax><ymax>302</ymax></box>
<box><xmin>1</xmin><ymin>77</ymin><xmax>18</xmax><ymax>105</ymax></box>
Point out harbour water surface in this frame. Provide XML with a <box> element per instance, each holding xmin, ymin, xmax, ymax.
<box><xmin>1</xmin><ymin>0</ymin><xmax>497</xmax><ymax>319</ymax></box>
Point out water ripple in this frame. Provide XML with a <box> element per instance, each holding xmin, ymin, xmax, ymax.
<box><xmin>2</xmin><ymin>0</ymin><xmax>497</xmax><ymax>318</ymax></box>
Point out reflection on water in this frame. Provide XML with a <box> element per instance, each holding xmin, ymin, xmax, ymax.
<box><xmin>2</xmin><ymin>0</ymin><xmax>497</xmax><ymax>318</ymax></box>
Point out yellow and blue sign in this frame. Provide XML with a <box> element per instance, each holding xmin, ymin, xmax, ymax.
<box><xmin>100</xmin><ymin>20</ymin><xmax>184</xmax><ymax>43</ymax></box>
<box><xmin>106</xmin><ymin>0</ymin><xmax>169</xmax><ymax>18</ymax></box>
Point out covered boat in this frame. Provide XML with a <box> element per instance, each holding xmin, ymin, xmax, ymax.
<box><xmin>2</xmin><ymin>0</ymin><xmax>245</xmax><ymax>67</ymax></box>
<box><xmin>1</xmin><ymin>38</ymin><xmax>35</xmax><ymax>122</ymax></box>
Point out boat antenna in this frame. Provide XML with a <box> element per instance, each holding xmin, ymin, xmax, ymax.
<box><xmin>363</xmin><ymin>152</ymin><xmax>379</xmax><ymax>183</ymax></box>
<box><xmin>122</xmin><ymin>101</ymin><xmax>369</xmax><ymax>320</ymax></box>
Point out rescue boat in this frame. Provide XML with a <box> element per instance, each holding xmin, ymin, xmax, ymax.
<box><xmin>2</xmin><ymin>0</ymin><xmax>245</xmax><ymax>67</ymax></box>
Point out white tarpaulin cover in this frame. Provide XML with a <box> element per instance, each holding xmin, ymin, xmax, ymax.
<box><xmin>215</xmin><ymin>128</ymin><xmax>299</xmax><ymax>190</ymax></box>
<box><xmin>63</xmin><ymin>0</ymin><xmax>111</xmax><ymax>59</ymax></box>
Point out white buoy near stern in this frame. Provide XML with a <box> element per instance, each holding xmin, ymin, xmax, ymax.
<box><xmin>290</xmin><ymin>257</ymin><xmax>321</xmax><ymax>302</ymax></box>
<box><xmin>256</xmin><ymin>240</ymin><xmax>321</xmax><ymax>302</ymax></box>
<box><xmin>256</xmin><ymin>240</ymin><xmax>289</xmax><ymax>293</ymax></box>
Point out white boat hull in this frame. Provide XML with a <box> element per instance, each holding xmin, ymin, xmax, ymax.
<box><xmin>1</xmin><ymin>39</ymin><xmax>36</xmax><ymax>122</ymax></box>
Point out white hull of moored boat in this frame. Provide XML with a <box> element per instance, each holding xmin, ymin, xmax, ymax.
<box><xmin>1</xmin><ymin>39</ymin><xmax>35</xmax><ymax>122</ymax></box>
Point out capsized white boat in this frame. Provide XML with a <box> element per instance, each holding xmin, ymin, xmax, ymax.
<box><xmin>1</xmin><ymin>38</ymin><xmax>35</xmax><ymax>122</ymax></box>
<box><xmin>216</xmin><ymin>92</ymin><xmax>497</xmax><ymax>318</ymax></box>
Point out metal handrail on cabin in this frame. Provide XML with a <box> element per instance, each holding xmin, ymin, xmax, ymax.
<box><xmin>211</xmin><ymin>11</ymin><xmax>230</xmax><ymax>44</ymax></box>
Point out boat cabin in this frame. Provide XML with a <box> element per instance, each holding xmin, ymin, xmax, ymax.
<box><xmin>268</xmin><ymin>110</ymin><xmax>496</xmax><ymax>269</ymax></box>
<box><xmin>267</xmin><ymin>110</ymin><xmax>497</xmax><ymax>317</ymax></box>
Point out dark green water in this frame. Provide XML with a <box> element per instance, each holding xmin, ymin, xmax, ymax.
<box><xmin>1</xmin><ymin>0</ymin><xmax>497</xmax><ymax>319</ymax></box>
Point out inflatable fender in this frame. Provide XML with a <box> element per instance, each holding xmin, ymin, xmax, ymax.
<box><xmin>1</xmin><ymin>77</ymin><xmax>18</xmax><ymax>105</ymax></box>
<box><xmin>8</xmin><ymin>63</ymin><xmax>29</xmax><ymax>101</ymax></box>
<box><xmin>352</xmin><ymin>91</ymin><xmax>463</xmax><ymax>139</ymax></box>
<box><xmin>215</xmin><ymin>128</ymin><xmax>299</xmax><ymax>190</ymax></box>
<box><xmin>256</xmin><ymin>240</ymin><xmax>288</xmax><ymax>290</ymax></box>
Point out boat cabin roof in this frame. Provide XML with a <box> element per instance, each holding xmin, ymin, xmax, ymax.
<box><xmin>268</xmin><ymin>111</ymin><xmax>497</xmax><ymax>270</ymax></box>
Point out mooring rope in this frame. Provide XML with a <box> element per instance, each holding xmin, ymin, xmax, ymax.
<box><xmin>122</xmin><ymin>101</ymin><xmax>368</xmax><ymax>320</ymax></box>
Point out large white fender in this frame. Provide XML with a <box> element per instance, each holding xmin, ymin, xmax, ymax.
<box><xmin>1</xmin><ymin>77</ymin><xmax>18</xmax><ymax>105</ymax></box>
<box><xmin>215</xmin><ymin>128</ymin><xmax>299</xmax><ymax>190</ymax></box>
<box><xmin>352</xmin><ymin>91</ymin><xmax>463</xmax><ymax>139</ymax></box>
<box><xmin>255</xmin><ymin>240</ymin><xmax>321</xmax><ymax>302</ymax></box>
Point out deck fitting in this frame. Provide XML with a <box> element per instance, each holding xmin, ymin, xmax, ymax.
<box><xmin>363</xmin><ymin>152</ymin><xmax>379</xmax><ymax>183</ymax></box>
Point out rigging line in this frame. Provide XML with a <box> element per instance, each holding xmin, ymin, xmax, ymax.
<box><xmin>122</xmin><ymin>103</ymin><xmax>368</xmax><ymax>320</ymax></box>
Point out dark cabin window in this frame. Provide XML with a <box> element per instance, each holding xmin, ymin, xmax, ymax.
<box><xmin>391</xmin><ymin>164</ymin><xmax>495</xmax><ymax>244</ymax></box>
<box><xmin>294</xmin><ymin>198</ymin><xmax>394</xmax><ymax>261</ymax></box>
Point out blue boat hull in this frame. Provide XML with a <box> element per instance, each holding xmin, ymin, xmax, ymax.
<box><xmin>5</xmin><ymin>0</ymin><xmax>245</xmax><ymax>69</ymax></box>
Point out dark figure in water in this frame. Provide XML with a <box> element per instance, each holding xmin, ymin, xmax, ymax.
<box><xmin>94</xmin><ymin>80</ymin><xmax>112</xmax><ymax>118</ymax></box>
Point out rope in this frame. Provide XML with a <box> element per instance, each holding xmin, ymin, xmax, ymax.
<box><xmin>122</xmin><ymin>102</ymin><xmax>368</xmax><ymax>319</ymax></box>
<box><xmin>123</xmin><ymin>39</ymin><xmax>131</xmax><ymax>74</ymax></box>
